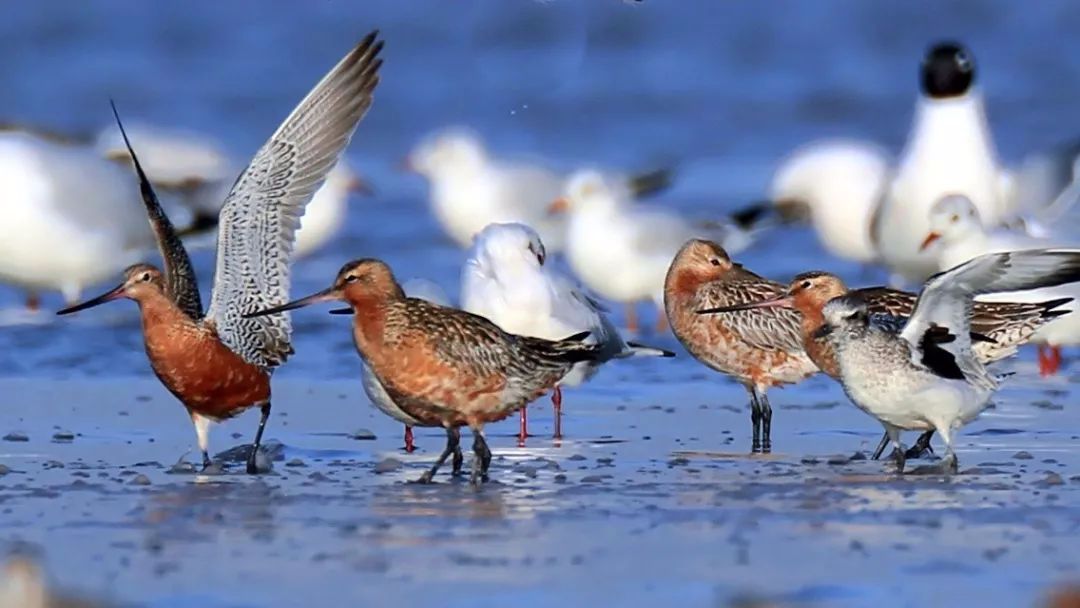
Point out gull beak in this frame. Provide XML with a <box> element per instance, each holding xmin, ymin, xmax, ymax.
<box><xmin>243</xmin><ymin>287</ymin><xmax>341</xmax><ymax>318</ymax></box>
<box><xmin>548</xmin><ymin>197</ymin><xmax>570</xmax><ymax>215</ymax></box>
<box><xmin>697</xmin><ymin>294</ymin><xmax>794</xmax><ymax>315</ymax></box>
<box><xmin>56</xmin><ymin>283</ymin><xmax>126</xmax><ymax>315</ymax></box>
<box><xmin>919</xmin><ymin>232</ymin><xmax>941</xmax><ymax>252</ymax></box>
<box><xmin>811</xmin><ymin>324</ymin><xmax>833</xmax><ymax>340</ymax></box>
<box><xmin>347</xmin><ymin>175</ymin><xmax>374</xmax><ymax>196</ymax></box>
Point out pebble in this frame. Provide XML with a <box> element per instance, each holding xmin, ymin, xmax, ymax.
<box><xmin>0</xmin><ymin>464</ymin><xmax>10</xmax><ymax>476</ymax></box>
<box><xmin>51</xmin><ymin>431</ymin><xmax>75</xmax><ymax>442</ymax></box>
<box><xmin>349</xmin><ymin>429</ymin><xmax>377</xmax><ymax>441</ymax></box>
<box><xmin>1038</xmin><ymin>472</ymin><xmax>1065</xmax><ymax>487</ymax></box>
<box><xmin>3</xmin><ymin>432</ymin><xmax>28</xmax><ymax>442</ymax></box>
<box><xmin>1013</xmin><ymin>451</ymin><xmax>1034</xmax><ymax>460</ymax></box>
<box><xmin>129</xmin><ymin>474</ymin><xmax>151</xmax><ymax>486</ymax></box>
<box><xmin>374</xmin><ymin>458</ymin><xmax>403</xmax><ymax>474</ymax></box>
<box><xmin>285</xmin><ymin>458</ymin><xmax>307</xmax><ymax>468</ymax></box>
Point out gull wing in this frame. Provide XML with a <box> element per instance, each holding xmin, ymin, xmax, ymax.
<box><xmin>206</xmin><ymin>32</ymin><xmax>383</xmax><ymax>368</ymax></box>
<box><xmin>110</xmin><ymin>103</ymin><xmax>203</xmax><ymax>320</ymax></box>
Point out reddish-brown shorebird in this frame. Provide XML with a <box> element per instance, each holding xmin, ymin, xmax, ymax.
<box><xmin>57</xmin><ymin>32</ymin><xmax>383</xmax><ymax>474</ymax></box>
<box><xmin>245</xmin><ymin>259</ymin><xmax>603</xmax><ymax>484</ymax></box>
<box><xmin>698</xmin><ymin>270</ymin><xmax>1070</xmax><ymax>459</ymax></box>
<box><xmin>664</xmin><ymin>239</ymin><xmax>818</xmax><ymax>452</ymax></box>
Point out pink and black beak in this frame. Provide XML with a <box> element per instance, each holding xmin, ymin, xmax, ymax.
<box><xmin>919</xmin><ymin>232</ymin><xmax>941</xmax><ymax>252</ymax></box>
<box><xmin>696</xmin><ymin>294</ymin><xmax>794</xmax><ymax>315</ymax></box>
<box><xmin>243</xmin><ymin>287</ymin><xmax>341</xmax><ymax>319</ymax></box>
<box><xmin>56</xmin><ymin>283</ymin><xmax>127</xmax><ymax>315</ymax></box>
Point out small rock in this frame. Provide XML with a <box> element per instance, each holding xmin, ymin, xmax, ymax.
<box><xmin>849</xmin><ymin>452</ymin><xmax>867</xmax><ymax>461</ymax></box>
<box><xmin>349</xmin><ymin>428</ymin><xmax>377</xmax><ymax>441</ymax></box>
<box><xmin>374</xmin><ymin>458</ymin><xmax>403</xmax><ymax>474</ymax></box>
<box><xmin>1013</xmin><ymin>451</ymin><xmax>1034</xmax><ymax>460</ymax></box>
<box><xmin>827</xmin><ymin>455</ymin><xmax>850</xmax><ymax>466</ymax></box>
<box><xmin>129</xmin><ymin>474</ymin><xmax>151</xmax><ymax>486</ymax></box>
<box><xmin>801</xmin><ymin>457</ymin><xmax>820</xmax><ymax>465</ymax></box>
<box><xmin>308</xmin><ymin>472</ymin><xmax>329</xmax><ymax>482</ymax></box>
<box><xmin>568</xmin><ymin>454</ymin><xmax>587</xmax><ymax>461</ymax></box>
<box><xmin>0</xmin><ymin>464</ymin><xmax>10</xmax><ymax>476</ymax></box>
<box><xmin>51</xmin><ymin>431</ymin><xmax>75</xmax><ymax>442</ymax></box>
<box><xmin>285</xmin><ymin>458</ymin><xmax>307</xmax><ymax>468</ymax></box>
<box><xmin>3</xmin><ymin>432</ymin><xmax>28</xmax><ymax>442</ymax></box>
<box><xmin>1039</xmin><ymin>472</ymin><xmax>1065</xmax><ymax>487</ymax></box>
<box><xmin>667</xmin><ymin>457</ymin><xmax>689</xmax><ymax>467</ymax></box>
<box><xmin>167</xmin><ymin>461</ymin><xmax>197</xmax><ymax>475</ymax></box>
<box><xmin>580</xmin><ymin>475</ymin><xmax>608</xmax><ymax>483</ymax></box>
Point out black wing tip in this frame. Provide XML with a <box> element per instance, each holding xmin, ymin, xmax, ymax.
<box><xmin>1040</xmin><ymin>296</ymin><xmax>1075</xmax><ymax>319</ymax></box>
<box><xmin>626</xmin><ymin>340</ymin><xmax>677</xmax><ymax>357</ymax></box>
<box><xmin>561</xmin><ymin>331</ymin><xmax>592</xmax><ymax>343</ymax></box>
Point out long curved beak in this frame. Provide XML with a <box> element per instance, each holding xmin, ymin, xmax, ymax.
<box><xmin>919</xmin><ymin>232</ymin><xmax>941</xmax><ymax>251</ymax></box>
<box><xmin>697</xmin><ymin>294</ymin><xmax>793</xmax><ymax>315</ymax></box>
<box><xmin>548</xmin><ymin>197</ymin><xmax>570</xmax><ymax>215</ymax></box>
<box><xmin>243</xmin><ymin>287</ymin><xmax>340</xmax><ymax>319</ymax></box>
<box><xmin>56</xmin><ymin>283</ymin><xmax>126</xmax><ymax>315</ymax></box>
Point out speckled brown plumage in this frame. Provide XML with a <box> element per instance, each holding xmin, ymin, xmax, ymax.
<box><xmin>247</xmin><ymin>258</ymin><xmax>602</xmax><ymax>483</ymax></box>
<box><xmin>664</xmin><ymin>239</ymin><xmax>818</xmax><ymax>452</ymax></box>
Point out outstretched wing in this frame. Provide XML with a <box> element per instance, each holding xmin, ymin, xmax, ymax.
<box><xmin>206</xmin><ymin>32</ymin><xmax>383</xmax><ymax>368</ymax></box>
<box><xmin>900</xmin><ymin>249</ymin><xmax>1080</xmax><ymax>383</ymax></box>
<box><xmin>110</xmin><ymin>102</ymin><xmax>203</xmax><ymax>320</ymax></box>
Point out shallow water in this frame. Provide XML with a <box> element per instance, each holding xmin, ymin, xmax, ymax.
<box><xmin>1</xmin><ymin>2</ymin><xmax>1080</xmax><ymax>606</ymax></box>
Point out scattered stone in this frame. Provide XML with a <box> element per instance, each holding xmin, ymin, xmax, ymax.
<box><xmin>0</xmin><ymin>464</ymin><xmax>10</xmax><ymax>476</ymax></box>
<box><xmin>568</xmin><ymin>454</ymin><xmax>586</xmax><ymax>461</ymax></box>
<box><xmin>553</xmin><ymin>474</ymin><xmax>567</xmax><ymax>484</ymax></box>
<box><xmin>285</xmin><ymin>458</ymin><xmax>307</xmax><ymax>468</ymax></box>
<box><xmin>596</xmin><ymin>457</ymin><xmax>614</xmax><ymax>466</ymax></box>
<box><xmin>827</xmin><ymin>455</ymin><xmax>850</xmax><ymax>466</ymax></box>
<box><xmin>1013</xmin><ymin>451</ymin><xmax>1034</xmax><ymax>460</ymax></box>
<box><xmin>167</xmin><ymin>461</ymin><xmax>197</xmax><ymax>475</ymax></box>
<box><xmin>129</xmin><ymin>474</ymin><xmax>151</xmax><ymax>486</ymax></box>
<box><xmin>667</xmin><ymin>457</ymin><xmax>689</xmax><ymax>467</ymax></box>
<box><xmin>3</xmin><ymin>432</ymin><xmax>28</xmax><ymax>442</ymax></box>
<box><xmin>374</xmin><ymin>458</ymin><xmax>403</xmax><ymax>474</ymax></box>
<box><xmin>801</xmin><ymin>457</ymin><xmax>820</xmax><ymax>465</ymax></box>
<box><xmin>349</xmin><ymin>428</ymin><xmax>377</xmax><ymax>441</ymax></box>
<box><xmin>51</xmin><ymin>431</ymin><xmax>75</xmax><ymax>442</ymax></box>
<box><xmin>308</xmin><ymin>472</ymin><xmax>330</xmax><ymax>482</ymax></box>
<box><xmin>849</xmin><ymin>452</ymin><xmax>868</xmax><ymax>461</ymax></box>
<box><xmin>580</xmin><ymin>475</ymin><xmax>609</xmax><ymax>483</ymax></box>
<box><xmin>1038</xmin><ymin>472</ymin><xmax>1065</xmax><ymax>487</ymax></box>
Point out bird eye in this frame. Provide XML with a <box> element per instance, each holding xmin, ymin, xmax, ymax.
<box><xmin>344</xmin><ymin>275</ymin><xmax>359</xmax><ymax>284</ymax></box>
<box><xmin>141</xmin><ymin>272</ymin><xmax>151</xmax><ymax>282</ymax></box>
<box><xmin>955</xmin><ymin>51</ymin><xmax>972</xmax><ymax>72</ymax></box>
<box><xmin>800</xmin><ymin>281</ymin><xmax>811</xmax><ymax>290</ymax></box>
<box><xmin>709</xmin><ymin>258</ymin><xmax>721</xmax><ymax>267</ymax></box>
<box><xmin>845</xmin><ymin>311</ymin><xmax>864</xmax><ymax>322</ymax></box>
<box><xmin>950</xmin><ymin>214</ymin><xmax>959</xmax><ymax>223</ymax></box>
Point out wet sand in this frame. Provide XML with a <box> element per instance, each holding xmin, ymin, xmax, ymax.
<box><xmin>2</xmin><ymin>361</ymin><xmax>1078</xmax><ymax>607</ymax></box>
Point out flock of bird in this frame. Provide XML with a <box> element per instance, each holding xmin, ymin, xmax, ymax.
<box><xmin>3</xmin><ymin>32</ymin><xmax>1080</xmax><ymax>483</ymax></box>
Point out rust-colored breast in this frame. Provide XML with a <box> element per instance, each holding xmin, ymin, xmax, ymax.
<box><xmin>141</xmin><ymin>307</ymin><xmax>270</xmax><ymax>421</ymax></box>
<box><xmin>797</xmin><ymin>306</ymin><xmax>840</xmax><ymax>379</ymax></box>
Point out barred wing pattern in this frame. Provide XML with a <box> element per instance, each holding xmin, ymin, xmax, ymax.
<box><xmin>110</xmin><ymin>102</ymin><xmax>203</xmax><ymax>320</ymax></box>
<box><xmin>206</xmin><ymin>32</ymin><xmax>383</xmax><ymax>368</ymax></box>
<box><xmin>697</xmin><ymin>273</ymin><xmax>805</xmax><ymax>354</ymax></box>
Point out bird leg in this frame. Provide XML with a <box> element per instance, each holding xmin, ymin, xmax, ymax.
<box><xmin>247</xmin><ymin>402</ymin><xmax>272</xmax><ymax>475</ymax></box>
<box><xmin>471</xmin><ymin>428</ymin><xmax>492</xmax><ymax>485</ymax></box>
<box><xmin>871</xmin><ymin>433</ymin><xmax>890</xmax><ymax>460</ymax></box>
<box><xmin>905</xmin><ymin>430</ymin><xmax>935</xmax><ymax>459</ymax></box>
<box><xmin>518</xmin><ymin>407</ymin><xmax>529</xmax><ymax>446</ymax></box>
<box><xmin>884</xmin><ymin>425</ymin><xmax>905</xmax><ymax>474</ymax></box>
<box><xmin>758</xmin><ymin>390</ymin><xmax>773</xmax><ymax>453</ymax></box>
<box><xmin>1039</xmin><ymin>345</ymin><xmax>1063</xmax><ymax>376</ymax></box>
<box><xmin>404</xmin><ymin>425</ymin><xmax>415</xmax><ymax>453</ymax></box>
<box><xmin>749</xmin><ymin>389</ymin><xmax>763</xmax><ymax>453</ymax></box>
<box><xmin>417</xmin><ymin>427</ymin><xmax>460</xmax><ymax>483</ymax></box>
<box><xmin>451</xmin><ymin>436</ymin><xmax>465</xmax><ymax>477</ymax></box>
<box><xmin>625</xmin><ymin>303</ymin><xmax>639</xmax><ymax>334</ymax></box>
<box><xmin>201</xmin><ymin>450</ymin><xmax>212</xmax><ymax>471</ymax></box>
<box><xmin>552</xmin><ymin>385</ymin><xmax>563</xmax><ymax>440</ymax></box>
<box><xmin>25</xmin><ymin>292</ymin><xmax>40</xmax><ymax>312</ymax></box>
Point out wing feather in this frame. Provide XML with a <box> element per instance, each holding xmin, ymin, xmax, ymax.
<box><xmin>206</xmin><ymin>32</ymin><xmax>383</xmax><ymax>368</ymax></box>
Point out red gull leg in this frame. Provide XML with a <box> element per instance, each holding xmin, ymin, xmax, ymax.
<box><xmin>552</xmin><ymin>385</ymin><xmax>563</xmax><ymax>440</ymax></box>
<box><xmin>1050</xmin><ymin>346</ymin><xmax>1063</xmax><ymax>375</ymax></box>
<box><xmin>404</xmin><ymin>425</ymin><xmax>415</xmax><ymax>453</ymax></box>
<box><xmin>518</xmin><ymin>407</ymin><xmax>528</xmax><ymax>447</ymax></box>
<box><xmin>25</xmin><ymin>292</ymin><xmax>40</xmax><ymax>312</ymax></box>
<box><xmin>1039</xmin><ymin>345</ymin><xmax>1054</xmax><ymax>377</ymax></box>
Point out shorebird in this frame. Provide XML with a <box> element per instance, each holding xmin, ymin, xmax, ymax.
<box><xmin>698</xmin><ymin>270</ymin><xmax>1070</xmax><ymax>459</ymax></box>
<box><xmin>98</xmin><ymin>123</ymin><xmax>372</xmax><ymax>258</ymax></box>
<box><xmin>732</xmin><ymin>139</ymin><xmax>890</xmax><ymax>264</ymax></box>
<box><xmin>245</xmin><ymin>259</ymin><xmax>603</xmax><ymax>484</ymax></box>
<box><xmin>461</xmin><ymin>222</ymin><xmax>674</xmax><ymax>442</ymax></box>
<box><xmin>922</xmin><ymin>194</ymin><xmax>1080</xmax><ymax>375</ymax></box>
<box><xmin>405</xmin><ymin>127</ymin><xmax>671</xmax><ymax>252</ymax></box>
<box><xmin>664</xmin><ymin>239</ymin><xmax>818</xmax><ymax>452</ymax></box>
<box><xmin>873</xmin><ymin>41</ymin><xmax>1013</xmax><ymax>283</ymax></box>
<box><xmin>352</xmin><ymin>278</ymin><xmax>456</xmax><ymax>455</ymax></box>
<box><xmin>815</xmin><ymin>249</ymin><xmax>1080</xmax><ymax>473</ymax></box>
<box><xmin>56</xmin><ymin>32</ymin><xmax>383</xmax><ymax>473</ymax></box>
<box><xmin>554</xmin><ymin>170</ymin><xmax>748</xmax><ymax>334</ymax></box>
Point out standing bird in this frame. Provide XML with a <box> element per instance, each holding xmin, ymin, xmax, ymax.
<box><xmin>816</xmin><ymin>249</ymin><xmax>1080</xmax><ymax>473</ymax></box>
<box><xmin>922</xmin><ymin>194</ymin><xmax>1080</xmax><ymax>375</ymax></box>
<box><xmin>554</xmin><ymin>170</ymin><xmax>745</xmax><ymax>333</ymax></box>
<box><xmin>245</xmin><ymin>259</ymin><xmax>603</xmax><ymax>484</ymax></box>
<box><xmin>664</xmin><ymin>239</ymin><xmax>819</xmax><ymax>452</ymax></box>
<box><xmin>56</xmin><ymin>33</ymin><xmax>383</xmax><ymax>473</ymax></box>
<box><xmin>872</xmin><ymin>41</ymin><xmax>1013</xmax><ymax>283</ymax></box>
<box><xmin>697</xmin><ymin>271</ymin><xmax>1070</xmax><ymax>459</ymax></box>
<box><xmin>461</xmin><ymin>222</ymin><xmax>674</xmax><ymax>442</ymax></box>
